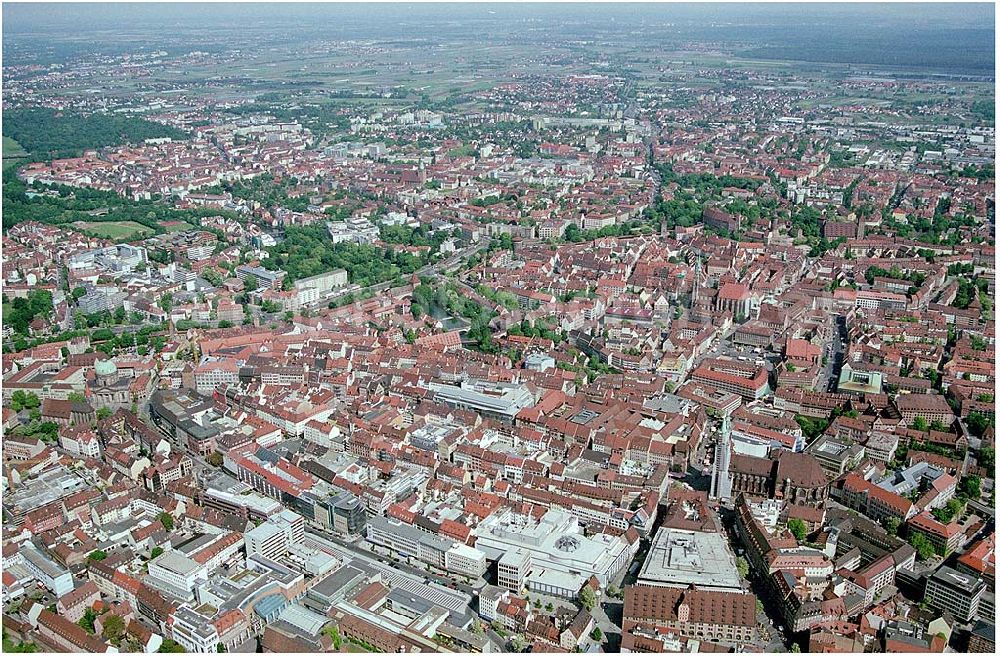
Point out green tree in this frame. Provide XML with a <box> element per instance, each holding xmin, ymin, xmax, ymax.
<box><xmin>908</xmin><ymin>532</ymin><xmax>935</xmax><ymax>561</ymax></box>
<box><xmin>10</xmin><ymin>390</ymin><xmax>40</xmax><ymax>412</ymax></box>
<box><xmin>911</xmin><ymin>417</ymin><xmax>929</xmax><ymax>432</ymax></box>
<box><xmin>87</xmin><ymin>550</ymin><xmax>107</xmax><ymax>562</ymax></box>
<box><xmin>884</xmin><ymin>517</ymin><xmax>901</xmax><ymax>536</ymax></box>
<box><xmin>979</xmin><ymin>447</ymin><xmax>995</xmax><ymax>470</ymax></box>
<box><xmin>4</xmin><ymin>289</ymin><xmax>54</xmax><ymax>335</ymax></box>
<box><xmin>96</xmin><ymin>407</ymin><xmax>112</xmax><ymax>420</ymax></box>
<box><xmin>736</xmin><ymin>556</ymin><xmax>750</xmax><ymax>579</ymax></box>
<box><xmin>590</xmin><ymin>627</ymin><xmax>603</xmax><ymax>642</ymax></box>
<box><xmin>2</xmin><ymin>634</ymin><xmax>39</xmax><ymax>653</ymax></box>
<box><xmin>157</xmin><ymin>639</ymin><xmax>186</xmax><ymax>653</ymax></box>
<box><xmin>959</xmin><ymin>475</ymin><xmax>982</xmax><ymax>500</ymax></box>
<box><xmin>150</xmin><ymin>547</ymin><xmax>164</xmax><ymax>559</ymax></box>
<box><xmin>967</xmin><ymin>412</ymin><xmax>994</xmax><ymax>438</ymax></box>
<box><xmin>787</xmin><ymin>519</ymin><xmax>808</xmax><ymax>541</ymax></box>
<box><xmin>102</xmin><ymin>615</ymin><xmax>126</xmax><ymax>643</ymax></box>
<box><xmin>78</xmin><ymin>607</ymin><xmax>98</xmax><ymax>634</ymax></box>
<box><xmin>159</xmin><ymin>512</ymin><xmax>175</xmax><ymax>532</ymax></box>
<box><xmin>3</xmin><ymin>108</ymin><xmax>187</xmax><ymax>159</ymax></box>
<box><xmin>92</xmin><ymin>328</ymin><xmax>115</xmax><ymax>341</ymax></box>
<box><xmin>578</xmin><ymin>586</ymin><xmax>596</xmax><ymax>611</ymax></box>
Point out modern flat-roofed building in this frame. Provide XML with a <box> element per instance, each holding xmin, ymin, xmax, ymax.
<box><xmin>200</xmin><ymin>485</ymin><xmax>283</xmax><ymax>522</ymax></box>
<box><xmin>807</xmin><ymin>434</ymin><xmax>866</xmax><ymax>477</ymax></box>
<box><xmin>876</xmin><ymin>461</ymin><xmax>956</xmax><ymax>511</ymax></box>
<box><xmin>837</xmin><ymin>362</ymin><xmax>884</xmax><ymax>394</ymax></box>
<box><xmin>924</xmin><ymin>565</ymin><xmax>986</xmax><ymax>623</ymax></box>
<box><xmin>445</xmin><ymin>543</ymin><xmax>489</xmax><ymax>580</ymax></box>
<box><xmin>67</xmin><ymin>244</ymin><xmax>148</xmax><ymax>274</ymax></box>
<box><xmin>497</xmin><ymin>548</ymin><xmax>532</xmax><ymax>593</ymax></box>
<box><xmin>637</xmin><ymin>527</ymin><xmax>744</xmax><ymax>592</ymax></box>
<box><xmin>475</xmin><ymin>507</ymin><xmax>637</xmax><ymax>596</ymax></box>
<box><xmin>146</xmin><ymin>551</ymin><xmax>207</xmax><ymax>601</ymax></box>
<box><xmin>2</xmin><ymin>469</ymin><xmax>89</xmax><ymax>529</ymax></box>
<box><xmin>304</xmin><ymin>565</ymin><xmax>368</xmax><ymax>613</ymax></box>
<box><xmin>327</xmin><ymin>493</ymin><xmax>367</xmax><ymax>537</ymax></box>
<box><xmin>366</xmin><ymin>516</ymin><xmax>487</xmax><ymax>578</ymax></box>
<box><xmin>293</xmin><ymin>269</ymin><xmax>348</xmax><ymax>305</ymax></box>
<box><xmin>429</xmin><ymin>380</ymin><xmax>535</xmax><ymax>423</ymax></box>
<box><xmin>20</xmin><ymin>546</ymin><xmax>74</xmax><ymax>596</ymax></box>
<box><xmin>170</xmin><ymin>604</ymin><xmax>220</xmax><ymax>653</ymax></box>
<box><xmin>236</xmin><ymin>264</ymin><xmax>286</xmax><ymax>290</ymax></box>
<box><xmin>246</xmin><ymin>523</ymin><xmax>289</xmax><ymax>562</ymax></box>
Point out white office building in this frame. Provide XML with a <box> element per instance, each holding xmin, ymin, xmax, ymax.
<box><xmin>171</xmin><ymin>604</ymin><xmax>220</xmax><ymax>653</ymax></box>
<box><xmin>147</xmin><ymin>551</ymin><xmax>208</xmax><ymax>600</ymax></box>
<box><xmin>475</xmin><ymin>508</ymin><xmax>637</xmax><ymax>597</ymax></box>
<box><xmin>245</xmin><ymin>509</ymin><xmax>304</xmax><ymax>561</ymax></box>
<box><xmin>367</xmin><ymin>516</ymin><xmax>487</xmax><ymax>578</ymax></box>
<box><xmin>20</xmin><ymin>546</ymin><xmax>74</xmax><ymax>596</ymax></box>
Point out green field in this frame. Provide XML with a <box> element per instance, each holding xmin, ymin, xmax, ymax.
<box><xmin>160</xmin><ymin>220</ymin><xmax>196</xmax><ymax>233</ymax></box>
<box><xmin>3</xmin><ymin>136</ymin><xmax>27</xmax><ymax>158</ymax></box>
<box><xmin>3</xmin><ymin>136</ymin><xmax>28</xmax><ymax>171</ymax></box>
<box><xmin>74</xmin><ymin>221</ymin><xmax>155</xmax><ymax>240</ymax></box>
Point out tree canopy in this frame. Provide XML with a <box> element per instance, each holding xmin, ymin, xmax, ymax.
<box><xmin>265</xmin><ymin>223</ymin><xmax>426</xmax><ymax>286</ymax></box>
<box><xmin>3</xmin><ymin>108</ymin><xmax>187</xmax><ymax>160</ymax></box>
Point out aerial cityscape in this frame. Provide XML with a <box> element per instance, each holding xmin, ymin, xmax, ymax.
<box><xmin>0</xmin><ymin>2</ymin><xmax>995</xmax><ymax>654</ymax></box>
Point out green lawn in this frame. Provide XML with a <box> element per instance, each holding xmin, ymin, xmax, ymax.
<box><xmin>3</xmin><ymin>136</ymin><xmax>28</xmax><ymax>171</ymax></box>
<box><xmin>159</xmin><ymin>220</ymin><xmax>196</xmax><ymax>233</ymax></box>
<box><xmin>3</xmin><ymin>136</ymin><xmax>27</xmax><ymax>158</ymax></box>
<box><xmin>74</xmin><ymin>221</ymin><xmax>155</xmax><ymax>240</ymax></box>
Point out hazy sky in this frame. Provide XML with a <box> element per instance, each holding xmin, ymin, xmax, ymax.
<box><xmin>3</xmin><ymin>3</ymin><xmax>994</xmax><ymax>32</ymax></box>
<box><xmin>3</xmin><ymin>3</ymin><xmax>994</xmax><ymax>74</ymax></box>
